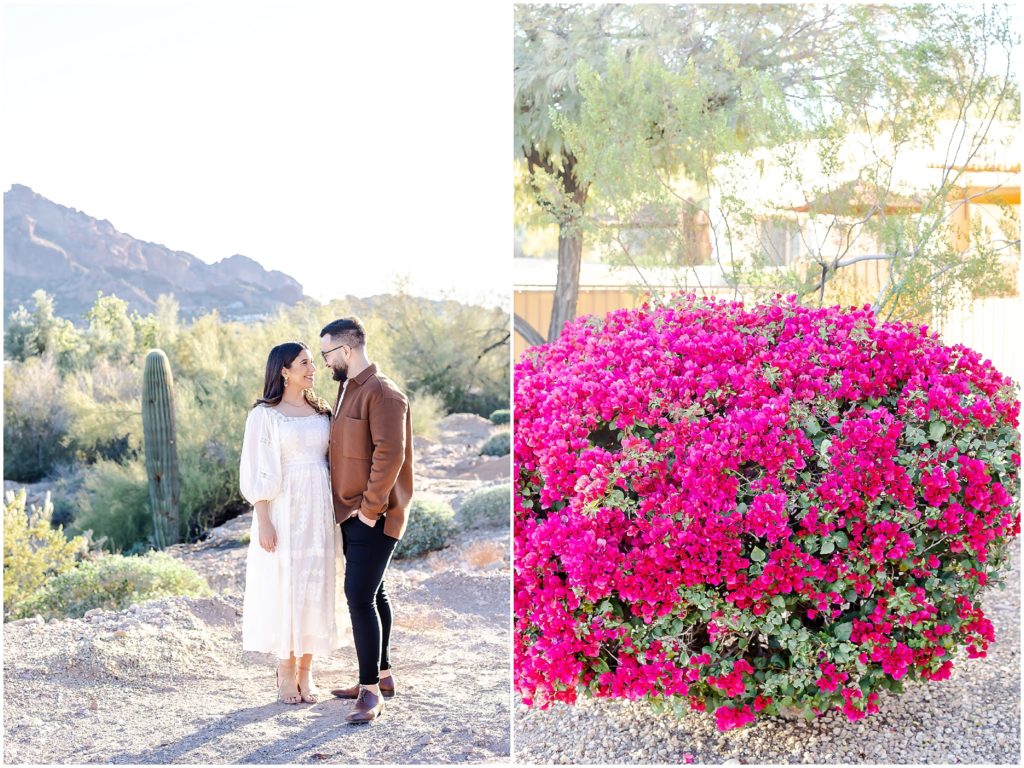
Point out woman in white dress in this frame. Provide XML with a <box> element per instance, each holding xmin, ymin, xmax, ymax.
<box><xmin>239</xmin><ymin>341</ymin><xmax>345</xmax><ymax>704</ymax></box>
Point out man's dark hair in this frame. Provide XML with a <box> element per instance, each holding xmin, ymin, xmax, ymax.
<box><xmin>320</xmin><ymin>317</ymin><xmax>367</xmax><ymax>348</ymax></box>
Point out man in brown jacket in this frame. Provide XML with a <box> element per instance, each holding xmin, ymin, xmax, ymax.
<box><xmin>319</xmin><ymin>317</ymin><xmax>413</xmax><ymax>724</ymax></box>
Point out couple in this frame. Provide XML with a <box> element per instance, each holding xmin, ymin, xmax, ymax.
<box><xmin>238</xmin><ymin>317</ymin><xmax>413</xmax><ymax>723</ymax></box>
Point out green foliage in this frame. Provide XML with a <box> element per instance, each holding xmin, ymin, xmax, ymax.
<box><xmin>480</xmin><ymin>430</ymin><xmax>511</xmax><ymax>457</ymax></box>
<box><xmin>455</xmin><ymin>485</ymin><xmax>510</xmax><ymax>530</ymax></box>
<box><xmin>516</xmin><ymin>4</ymin><xmax>1020</xmax><ymax>332</ymax></box>
<box><xmin>61</xmin><ymin>361</ymin><xmax>140</xmax><ymax>464</ymax></box>
<box><xmin>71</xmin><ymin>459</ymin><xmax>152</xmax><ymax>552</ymax></box>
<box><xmin>4</xmin><ymin>289</ymin><xmax>506</xmax><ymax>553</ymax></box>
<box><xmin>2</xmin><ymin>354</ymin><xmax>74</xmax><ymax>481</ymax></box>
<box><xmin>488</xmin><ymin>409</ymin><xmax>510</xmax><ymax>425</ymax></box>
<box><xmin>85</xmin><ymin>293</ymin><xmax>136</xmax><ymax>364</ymax></box>
<box><xmin>3</xmin><ymin>489</ymin><xmax>89</xmax><ymax>620</ymax></box>
<box><xmin>18</xmin><ymin>551</ymin><xmax>210</xmax><ymax>620</ymax></box>
<box><xmin>410</xmin><ymin>389</ymin><xmax>445</xmax><ymax>441</ymax></box>
<box><xmin>3</xmin><ymin>289</ymin><xmax>82</xmax><ymax>369</ymax></box>
<box><xmin>394</xmin><ymin>498</ymin><xmax>457</xmax><ymax>560</ymax></box>
<box><xmin>173</xmin><ymin>378</ymin><xmax>250</xmax><ymax>536</ymax></box>
<box><xmin>380</xmin><ymin>290</ymin><xmax>509</xmax><ymax>416</ymax></box>
<box><xmin>142</xmin><ymin>349</ymin><xmax>181</xmax><ymax>548</ymax></box>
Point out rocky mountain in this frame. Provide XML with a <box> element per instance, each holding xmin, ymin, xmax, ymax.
<box><xmin>3</xmin><ymin>184</ymin><xmax>306</xmax><ymax>322</ymax></box>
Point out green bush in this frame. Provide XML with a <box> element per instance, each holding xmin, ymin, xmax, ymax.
<box><xmin>72</xmin><ymin>459</ymin><xmax>152</xmax><ymax>551</ymax></box>
<box><xmin>379</xmin><ymin>290</ymin><xmax>510</xmax><ymax>416</ymax></box>
<box><xmin>410</xmin><ymin>389</ymin><xmax>445</xmax><ymax>441</ymax></box>
<box><xmin>19</xmin><ymin>551</ymin><xmax>210</xmax><ymax>620</ymax></box>
<box><xmin>3</xmin><ymin>489</ymin><xmax>89</xmax><ymax>620</ymax></box>
<box><xmin>394</xmin><ymin>498</ymin><xmax>457</xmax><ymax>559</ymax></box>
<box><xmin>455</xmin><ymin>484</ymin><xmax>510</xmax><ymax>529</ymax></box>
<box><xmin>479</xmin><ymin>430</ymin><xmax>510</xmax><ymax>456</ymax></box>
<box><xmin>174</xmin><ymin>379</ymin><xmax>250</xmax><ymax>536</ymax></box>
<box><xmin>488</xmin><ymin>409</ymin><xmax>510</xmax><ymax>425</ymax></box>
<box><xmin>3</xmin><ymin>354</ymin><xmax>74</xmax><ymax>481</ymax></box>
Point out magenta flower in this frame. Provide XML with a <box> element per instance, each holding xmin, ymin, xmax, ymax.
<box><xmin>515</xmin><ymin>294</ymin><xmax>1020</xmax><ymax>730</ymax></box>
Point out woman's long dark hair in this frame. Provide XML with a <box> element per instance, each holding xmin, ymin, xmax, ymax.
<box><xmin>252</xmin><ymin>341</ymin><xmax>331</xmax><ymax>415</ymax></box>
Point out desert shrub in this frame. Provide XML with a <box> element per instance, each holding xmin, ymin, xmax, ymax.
<box><xmin>174</xmin><ymin>379</ymin><xmax>250</xmax><ymax>536</ymax></box>
<box><xmin>456</xmin><ymin>484</ymin><xmax>510</xmax><ymax>529</ymax></box>
<box><xmin>3</xmin><ymin>489</ymin><xmax>89</xmax><ymax>620</ymax></box>
<box><xmin>394</xmin><ymin>498</ymin><xmax>457</xmax><ymax>559</ymax></box>
<box><xmin>380</xmin><ymin>290</ymin><xmax>509</xmax><ymax>416</ymax></box>
<box><xmin>18</xmin><ymin>551</ymin><xmax>210</xmax><ymax>620</ymax></box>
<box><xmin>489</xmin><ymin>409</ymin><xmax>511</xmax><ymax>425</ymax></box>
<box><xmin>3</xmin><ymin>354</ymin><xmax>74</xmax><ymax>481</ymax></box>
<box><xmin>410</xmin><ymin>389</ymin><xmax>445</xmax><ymax>441</ymax></box>
<box><xmin>62</xmin><ymin>371</ymin><xmax>141</xmax><ymax>464</ymax></box>
<box><xmin>480</xmin><ymin>431</ymin><xmax>511</xmax><ymax>456</ymax></box>
<box><xmin>3</xmin><ymin>289</ymin><xmax>82</xmax><ymax>370</ymax></box>
<box><xmin>514</xmin><ymin>295</ymin><xmax>1021</xmax><ymax>730</ymax></box>
<box><xmin>71</xmin><ymin>459</ymin><xmax>152</xmax><ymax>551</ymax></box>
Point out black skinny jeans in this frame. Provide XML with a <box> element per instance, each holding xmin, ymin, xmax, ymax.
<box><xmin>341</xmin><ymin>515</ymin><xmax>398</xmax><ymax>686</ymax></box>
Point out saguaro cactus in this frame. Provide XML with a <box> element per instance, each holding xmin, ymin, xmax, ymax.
<box><xmin>142</xmin><ymin>348</ymin><xmax>180</xmax><ymax>548</ymax></box>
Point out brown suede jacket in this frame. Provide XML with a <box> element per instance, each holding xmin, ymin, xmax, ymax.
<box><xmin>328</xmin><ymin>363</ymin><xmax>413</xmax><ymax>540</ymax></box>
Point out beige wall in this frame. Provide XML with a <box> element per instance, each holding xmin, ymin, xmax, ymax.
<box><xmin>515</xmin><ymin>286</ymin><xmax>734</xmax><ymax>360</ymax></box>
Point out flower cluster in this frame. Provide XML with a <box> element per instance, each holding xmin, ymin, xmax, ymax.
<box><xmin>514</xmin><ymin>294</ymin><xmax>1020</xmax><ymax>730</ymax></box>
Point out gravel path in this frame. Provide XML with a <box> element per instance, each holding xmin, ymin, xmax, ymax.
<box><xmin>3</xmin><ymin>524</ymin><xmax>510</xmax><ymax>765</ymax></box>
<box><xmin>514</xmin><ymin>548</ymin><xmax>1020</xmax><ymax>765</ymax></box>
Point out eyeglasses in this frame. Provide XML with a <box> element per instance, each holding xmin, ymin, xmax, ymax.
<box><xmin>320</xmin><ymin>343</ymin><xmax>350</xmax><ymax>362</ymax></box>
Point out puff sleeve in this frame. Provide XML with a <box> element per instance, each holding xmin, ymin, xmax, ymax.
<box><xmin>239</xmin><ymin>406</ymin><xmax>283</xmax><ymax>504</ymax></box>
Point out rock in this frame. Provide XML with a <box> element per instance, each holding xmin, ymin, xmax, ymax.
<box><xmin>83</xmin><ymin>608</ymin><xmax>104</xmax><ymax>620</ymax></box>
<box><xmin>113</xmin><ymin>630</ymin><xmax>128</xmax><ymax>638</ymax></box>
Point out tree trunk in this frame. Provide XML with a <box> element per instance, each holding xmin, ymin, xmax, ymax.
<box><xmin>524</xmin><ymin>147</ymin><xmax>590</xmax><ymax>345</ymax></box>
<box><xmin>549</xmin><ymin>231</ymin><xmax>584</xmax><ymax>342</ymax></box>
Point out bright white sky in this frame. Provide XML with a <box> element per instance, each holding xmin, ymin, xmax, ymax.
<box><xmin>2</xmin><ymin>0</ymin><xmax>510</xmax><ymax>309</ymax></box>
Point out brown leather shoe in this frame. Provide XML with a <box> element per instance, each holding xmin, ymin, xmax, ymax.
<box><xmin>345</xmin><ymin>687</ymin><xmax>383</xmax><ymax>723</ymax></box>
<box><xmin>331</xmin><ymin>675</ymin><xmax>396</xmax><ymax>699</ymax></box>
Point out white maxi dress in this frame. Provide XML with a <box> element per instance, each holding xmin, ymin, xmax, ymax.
<box><xmin>239</xmin><ymin>405</ymin><xmax>348</xmax><ymax>658</ymax></box>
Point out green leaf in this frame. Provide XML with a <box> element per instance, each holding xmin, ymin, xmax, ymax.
<box><xmin>833</xmin><ymin>530</ymin><xmax>849</xmax><ymax>549</ymax></box>
<box><xmin>805</xmin><ymin>416</ymin><xmax>821</xmax><ymax>436</ymax></box>
<box><xmin>820</xmin><ymin>539</ymin><xmax>835</xmax><ymax>555</ymax></box>
<box><xmin>750</xmin><ymin>546</ymin><xmax>766</xmax><ymax>562</ymax></box>
<box><xmin>771</xmin><ymin>595</ymin><xmax>786</xmax><ymax>608</ymax></box>
<box><xmin>833</xmin><ymin>621</ymin><xmax>853</xmax><ymax>642</ymax></box>
<box><xmin>929</xmin><ymin>420</ymin><xmax>946</xmax><ymax>442</ymax></box>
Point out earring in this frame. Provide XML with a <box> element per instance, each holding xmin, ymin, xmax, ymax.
<box><xmin>283</xmin><ymin>373</ymin><xmax>290</xmax><ymax>385</ymax></box>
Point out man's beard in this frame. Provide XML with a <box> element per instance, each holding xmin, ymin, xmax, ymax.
<box><xmin>331</xmin><ymin>364</ymin><xmax>348</xmax><ymax>383</ymax></box>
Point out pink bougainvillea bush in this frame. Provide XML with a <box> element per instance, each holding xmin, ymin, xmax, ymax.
<box><xmin>514</xmin><ymin>294</ymin><xmax>1020</xmax><ymax>729</ymax></box>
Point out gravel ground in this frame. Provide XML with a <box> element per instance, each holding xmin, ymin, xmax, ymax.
<box><xmin>514</xmin><ymin>548</ymin><xmax>1020</xmax><ymax>765</ymax></box>
<box><xmin>3</xmin><ymin>523</ymin><xmax>511</xmax><ymax>765</ymax></box>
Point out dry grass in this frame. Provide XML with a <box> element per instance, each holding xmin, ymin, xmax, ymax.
<box><xmin>462</xmin><ymin>541</ymin><xmax>506</xmax><ymax>570</ymax></box>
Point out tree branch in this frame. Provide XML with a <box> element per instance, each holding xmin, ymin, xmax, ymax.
<box><xmin>514</xmin><ymin>314</ymin><xmax>546</xmax><ymax>347</ymax></box>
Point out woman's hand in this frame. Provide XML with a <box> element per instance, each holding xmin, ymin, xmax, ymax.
<box><xmin>357</xmin><ymin>510</ymin><xmax>377</xmax><ymax>528</ymax></box>
<box><xmin>254</xmin><ymin>501</ymin><xmax>277</xmax><ymax>552</ymax></box>
<box><xmin>259</xmin><ymin>520</ymin><xmax>278</xmax><ymax>552</ymax></box>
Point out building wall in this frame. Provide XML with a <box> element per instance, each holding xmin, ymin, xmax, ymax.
<box><xmin>514</xmin><ymin>286</ymin><xmax>735</xmax><ymax>360</ymax></box>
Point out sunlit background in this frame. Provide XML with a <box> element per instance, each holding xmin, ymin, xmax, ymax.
<box><xmin>3</xmin><ymin>1</ymin><xmax>509</xmax><ymax>309</ymax></box>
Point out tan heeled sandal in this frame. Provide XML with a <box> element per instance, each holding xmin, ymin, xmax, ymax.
<box><xmin>277</xmin><ymin>661</ymin><xmax>301</xmax><ymax>705</ymax></box>
<box><xmin>297</xmin><ymin>663</ymin><xmax>321</xmax><ymax>704</ymax></box>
